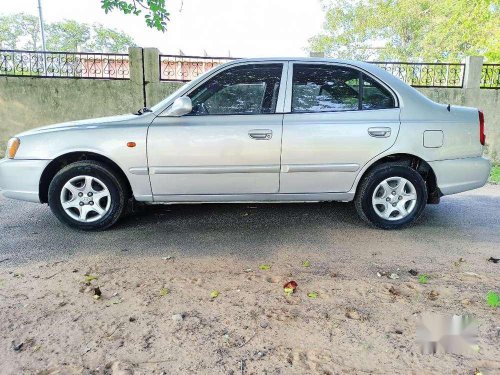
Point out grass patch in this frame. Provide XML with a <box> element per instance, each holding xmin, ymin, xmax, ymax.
<box><xmin>490</xmin><ymin>165</ymin><xmax>500</xmax><ymax>184</ymax></box>
<box><xmin>418</xmin><ymin>274</ymin><xmax>429</xmax><ymax>284</ymax></box>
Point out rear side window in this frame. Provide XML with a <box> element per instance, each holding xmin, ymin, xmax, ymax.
<box><xmin>188</xmin><ymin>64</ymin><xmax>283</xmax><ymax>115</ymax></box>
<box><xmin>362</xmin><ymin>75</ymin><xmax>395</xmax><ymax>110</ymax></box>
<box><xmin>291</xmin><ymin>64</ymin><xmax>395</xmax><ymax>113</ymax></box>
<box><xmin>292</xmin><ymin>65</ymin><xmax>359</xmax><ymax>112</ymax></box>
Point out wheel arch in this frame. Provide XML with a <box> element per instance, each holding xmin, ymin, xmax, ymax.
<box><xmin>39</xmin><ymin>151</ymin><xmax>132</xmax><ymax>204</ymax></box>
<box><xmin>355</xmin><ymin>153</ymin><xmax>441</xmax><ymax>204</ymax></box>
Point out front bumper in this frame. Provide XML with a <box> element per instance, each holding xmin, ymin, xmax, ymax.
<box><xmin>0</xmin><ymin>158</ymin><xmax>51</xmax><ymax>203</ymax></box>
<box><xmin>428</xmin><ymin>157</ymin><xmax>491</xmax><ymax>196</ymax></box>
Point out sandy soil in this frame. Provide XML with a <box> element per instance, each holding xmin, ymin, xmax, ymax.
<box><xmin>0</xmin><ymin>251</ymin><xmax>499</xmax><ymax>375</ymax></box>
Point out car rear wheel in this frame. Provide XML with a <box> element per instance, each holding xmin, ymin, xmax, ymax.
<box><xmin>48</xmin><ymin>161</ymin><xmax>127</xmax><ymax>230</ymax></box>
<box><xmin>354</xmin><ymin>164</ymin><xmax>427</xmax><ymax>229</ymax></box>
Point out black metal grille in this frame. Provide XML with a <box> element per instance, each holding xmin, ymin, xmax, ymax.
<box><xmin>480</xmin><ymin>64</ymin><xmax>500</xmax><ymax>89</ymax></box>
<box><xmin>371</xmin><ymin>62</ymin><xmax>465</xmax><ymax>88</ymax></box>
<box><xmin>0</xmin><ymin>49</ymin><xmax>130</xmax><ymax>79</ymax></box>
<box><xmin>159</xmin><ymin>54</ymin><xmax>238</xmax><ymax>82</ymax></box>
<box><xmin>1</xmin><ymin>49</ymin><xmax>496</xmax><ymax>89</ymax></box>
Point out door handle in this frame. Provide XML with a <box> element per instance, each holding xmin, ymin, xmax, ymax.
<box><xmin>368</xmin><ymin>127</ymin><xmax>392</xmax><ymax>138</ymax></box>
<box><xmin>249</xmin><ymin>129</ymin><xmax>272</xmax><ymax>140</ymax></box>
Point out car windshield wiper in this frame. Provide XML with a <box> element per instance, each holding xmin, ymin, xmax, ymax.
<box><xmin>134</xmin><ymin>107</ymin><xmax>153</xmax><ymax>115</ymax></box>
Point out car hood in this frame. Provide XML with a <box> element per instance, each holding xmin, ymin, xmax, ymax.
<box><xmin>17</xmin><ymin>113</ymin><xmax>154</xmax><ymax>137</ymax></box>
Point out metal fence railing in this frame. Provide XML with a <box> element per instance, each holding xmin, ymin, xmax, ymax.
<box><xmin>159</xmin><ymin>54</ymin><xmax>238</xmax><ymax>82</ymax></box>
<box><xmin>480</xmin><ymin>64</ymin><xmax>500</xmax><ymax>89</ymax></box>
<box><xmin>0</xmin><ymin>50</ymin><xmax>130</xmax><ymax>79</ymax></box>
<box><xmin>371</xmin><ymin>62</ymin><xmax>466</xmax><ymax>88</ymax></box>
<box><xmin>1</xmin><ymin>49</ymin><xmax>499</xmax><ymax>89</ymax></box>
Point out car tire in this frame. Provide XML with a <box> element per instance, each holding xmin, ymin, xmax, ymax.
<box><xmin>354</xmin><ymin>163</ymin><xmax>427</xmax><ymax>230</ymax></box>
<box><xmin>48</xmin><ymin>161</ymin><xmax>128</xmax><ymax>231</ymax></box>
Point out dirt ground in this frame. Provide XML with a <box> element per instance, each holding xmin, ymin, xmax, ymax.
<box><xmin>1</xmin><ymin>251</ymin><xmax>499</xmax><ymax>375</ymax></box>
<box><xmin>1</xmin><ymin>185</ymin><xmax>500</xmax><ymax>374</ymax></box>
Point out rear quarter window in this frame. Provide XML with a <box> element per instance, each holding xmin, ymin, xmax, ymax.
<box><xmin>362</xmin><ymin>75</ymin><xmax>395</xmax><ymax>110</ymax></box>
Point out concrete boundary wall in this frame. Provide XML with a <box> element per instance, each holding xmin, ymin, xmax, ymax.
<box><xmin>0</xmin><ymin>48</ymin><xmax>498</xmax><ymax>161</ymax></box>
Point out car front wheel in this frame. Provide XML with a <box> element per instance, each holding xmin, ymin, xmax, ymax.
<box><xmin>354</xmin><ymin>164</ymin><xmax>428</xmax><ymax>229</ymax></box>
<box><xmin>48</xmin><ymin>161</ymin><xmax>128</xmax><ymax>230</ymax></box>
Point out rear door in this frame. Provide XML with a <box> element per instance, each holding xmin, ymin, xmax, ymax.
<box><xmin>280</xmin><ymin>62</ymin><xmax>400</xmax><ymax>193</ymax></box>
<box><xmin>148</xmin><ymin>62</ymin><xmax>287</xmax><ymax>197</ymax></box>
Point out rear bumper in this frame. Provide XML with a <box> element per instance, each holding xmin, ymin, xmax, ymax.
<box><xmin>428</xmin><ymin>157</ymin><xmax>491</xmax><ymax>196</ymax></box>
<box><xmin>0</xmin><ymin>158</ymin><xmax>51</xmax><ymax>203</ymax></box>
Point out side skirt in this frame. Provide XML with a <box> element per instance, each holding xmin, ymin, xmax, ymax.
<box><xmin>142</xmin><ymin>192</ymin><xmax>355</xmax><ymax>204</ymax></box>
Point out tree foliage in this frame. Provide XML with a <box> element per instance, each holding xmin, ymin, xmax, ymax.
<box><xmin>88</xmin><ymin>24</ymin><xmax>138</xmax><ymax>53</ymax></box>
<box><xmin>101</xmin><ymin>0</ymin><xmax>169</xmax><ymax>31</ymax></box>
<box><xmin>309</xmin><ymin>0</ymin><xmax>500</xmax><ymax>62</ymax></box>
<box><xmin>0</xmin><ymin>14</ymin><xmax>41</xmax><ymax>50</ymax></box>
<box><xmin>46</xmin><ymin>20</ymin><xmax>91</xmax><ymax>52</ymax></box>
<box><xmin>0</xmin><ymin>13</ymin><xmax>136</xmax><ymax>53</ymax></box>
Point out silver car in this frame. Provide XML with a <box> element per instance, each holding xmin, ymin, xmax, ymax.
<box><xmin>0</xmin><ymin>58</ymin><xmax>491</xmax><ymax>230</ymax></box>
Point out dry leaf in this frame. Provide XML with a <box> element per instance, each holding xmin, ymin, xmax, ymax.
<box><xmin>283</xmin><ymin>280</ymin><xmax>298</xmax><ymax>290</ymax></box>
<box><xmin>388</xmin><ymin>286</ymin><xmax>400</xmax><ymax>296</ymax></box>
<box><xmin>283</xmin><ymin>280</ymin><xmax>298</xmax><ymax>296</ymax></box>
<box><xmin>307</xmin><ymin>292</ymin><xmax>318</xmax><ymax>298</ymax></box>
<box><xmin>210</xmin><ymin>290</ymin><xmax>220</xmax><ymax>298</ymax></box>
<box><xmin>84</xmin><ymin>275</ymin><xmax>98</xmax><ymax>284</ymax></box>
<box><xmin>346</xmin><ymin>310</ymin><xmax>362</xmax><ymax>320</ymax></box>
<box><xmin>428</xmin><ymin>290</ymin><xmax>439</xmax><ymax>300</ymax></box>
<box><xmin>92</xmin><ymin>287</ymin><xmax>102</xmax><ymax>300</ymax></box>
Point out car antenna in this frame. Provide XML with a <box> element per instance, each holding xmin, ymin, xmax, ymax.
<box><xmin>447</xmin><ymin>104</ymin><xmax>451</xmax><ymax>112</ymax></box>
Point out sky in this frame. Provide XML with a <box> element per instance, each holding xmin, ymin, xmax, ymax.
<box><xmin>1</xmin><ymin>0</ymin><xmax>326</xmax><ymax>57</ymax></box>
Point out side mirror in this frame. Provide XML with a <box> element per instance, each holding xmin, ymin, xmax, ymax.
<box><xmin>166</xmin><ymin>96</ymin><xmax>192</xmax><ymax>117</ymax></box>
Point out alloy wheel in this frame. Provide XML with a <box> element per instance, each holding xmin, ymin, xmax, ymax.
<box><xmin>59</xmin><ymin>175</ymin><xmax>111</xmax><ymax>222</ymax></box>
<box><xmin>371</xmin><ymin>176</ymin><xmax>417</xmax><ymax>221</ymax></box>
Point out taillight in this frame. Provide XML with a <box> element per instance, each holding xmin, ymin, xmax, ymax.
<box><xmin>478</xmin><ymin>110</ymin><xmax>485</xmax><ymax>146</ymax></box>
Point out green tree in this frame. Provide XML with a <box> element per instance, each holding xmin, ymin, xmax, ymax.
<box><xmin>18</xmin><ymin>14</ymin><xmax>42</xmax><ymax>50</ymax></box>
<box><xmin>0</xmin><ymin>15</ymin><xmax>21</xmax><ymax>48</ymax></box>
<box><xmin>100</xmin><ymin>0</ymin><xmax>169</xmax><ymax>31</ymax></box>
<box><xmin>46</xmin><ymin>20</ymin><xmax>91</xmax><ymax>51</ymax></box>
<box><xmin>310</xmin><ymin>0</ymin><xmax>500</xmax><ymax>62</ymax></box>
<box><xmin>0</xmin><ymin>14</ymin><xmax>137</xmax><ymax>53</ymax></box>
<box><xmin>0</xmin><ymin>14</ymin><xmax>40</xmax><ymax>50</ymax></box>
<box><xmin>88</xmin><ymin>24</ymin><xmax>137</xmax><ymax>53</ymax></box>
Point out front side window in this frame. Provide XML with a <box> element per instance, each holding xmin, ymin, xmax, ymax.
<box><xmin>291</xmin><ymin>64</ymin><xmax>395</xmax><ymax>113</ymax></box>
<box><xmin>188</xmin><ymin>64</ymin><xmax>283</xmax><ymax>115</ymax></box>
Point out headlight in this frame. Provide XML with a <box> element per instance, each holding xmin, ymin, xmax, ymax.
<box><xmin>6</xmin><ymin>137</ymin><xmax>20</xmax><ymax>159</ymax></box>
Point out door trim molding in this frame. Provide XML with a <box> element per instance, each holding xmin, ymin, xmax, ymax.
<box><xmin>147</xmin><ymin>163</ymin><xmax>360</xmax><ymax>175</ymax></box>
<box><xmin>129</xmin><ymin>167</ymin><xmax>149</xmax><ymax>175</ymax></box>
<box><xmin>281</xmin><ymin>163</ymin><xmax>360</xmax><ymax>173</ymax></box>
<box><xmin>149</xmin><ymin>165</ymin><xmax>280</xmax><ymax>175</ymax></box>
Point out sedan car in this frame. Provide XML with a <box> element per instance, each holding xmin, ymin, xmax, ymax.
<box><xmin>0</xmin><ymin>58</ymin><xmax>491</xmax><ymax>230</ymax></box>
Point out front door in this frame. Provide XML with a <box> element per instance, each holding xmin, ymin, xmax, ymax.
<box><xmin>148</xmin><ymin>62</ymin><xmax>286</xmax><ymax>198</ymax></box>
<box><xmin>280</xmin><ymin>62</ymin><xmax>401</xmax><ymax>193</ymax></box>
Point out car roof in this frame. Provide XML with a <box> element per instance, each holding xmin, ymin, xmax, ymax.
<box><xmin>230</xmin><ymin>57</ymin><xmax>368</xmax><ymax>65</ymax></box>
